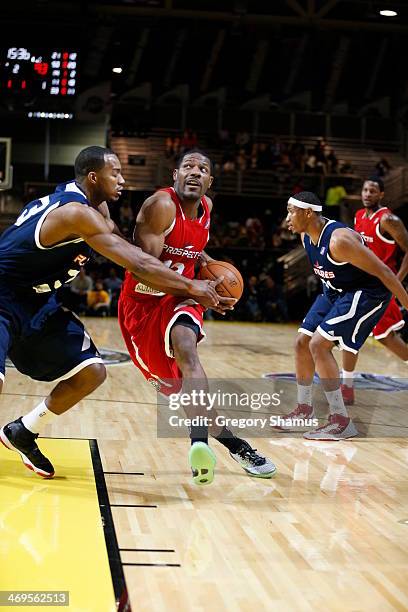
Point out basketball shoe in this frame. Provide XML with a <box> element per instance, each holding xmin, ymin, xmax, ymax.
<box><xmin>303</xmin><ymin>414</ymin><xmax>358</xmax><ymax>441</ymax></box>
<box><xmin>285</xmin><ymin>404</ymin><xmax>315</xmax><ymax>419</ymax></box>
<box><xmin>341</xmin><ymin>384</ymin><xmax>355</xmax><ymax>406</ymax></box>
<box><xmin>276</xmin><ymin>403</ymin><xmax>315</xmax><ymax>432</ymax></box>
<box><xmin>189</xmin><ymin>442</ymin><xmax>216</xmax><ymax>485</ymax></box>
<box><xmin>0</xmin><ymin>417</ymin><xmax>54</xmax><ymax>478</ymax></box>
<box><xmin>230</xmin><ymin>441</ymin><xmax>277</xmax><ymax>478</ymax></box>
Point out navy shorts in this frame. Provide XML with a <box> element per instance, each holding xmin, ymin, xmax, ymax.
<box><xmin>299</xmin><ymin>289</ymin><xmax>391</xmax><ymax>353</ymax></box>
<box><xmin>0</xmin><ymin>305</ymin><xmax>103</xmax><ymax>382</ymax></box>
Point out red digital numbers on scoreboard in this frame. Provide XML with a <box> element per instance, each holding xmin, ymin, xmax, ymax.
<box><xmin>34</xmin><ymin>62</ymin><xmax>49</xmax><ymax>76</ymax></box>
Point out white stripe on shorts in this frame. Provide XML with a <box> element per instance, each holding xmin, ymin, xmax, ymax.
<box><xmin>326</xmin><ymin>290</ymin><xmax>362</xmax><ymax>325</ymax></box>
<box><xmin>351</xmin><ymin>300</ymin><xmax>384</xmax><ymax>343</ymax></box>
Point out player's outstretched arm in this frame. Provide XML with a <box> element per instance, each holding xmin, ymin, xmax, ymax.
<box><xmin>330</xmin><ymin>228</ymin><xmax>408</xmax><ymax>309</ymax></box>
<box><xmin>43</xmin><ymin>202</ymin><xmax>221</xmax><ymax>308</ymax></box>
<box><xmin>380</xmin><ymin>213</ymin><xmax>408</xmax><ymax>282</ymax></box>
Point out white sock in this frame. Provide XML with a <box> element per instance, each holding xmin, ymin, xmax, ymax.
<box><xmin>324</xmin><ymin>388</ymin><xmax>348</xmax><ymax>417</ymax></box>
<box><xmin>342</xmin><ymin>369</ymin><xmax>354</xmax><ymax>388</ymax></box>
<box><xmin>297</xmin><ymin>384</ymin><xmax>312</xmax><ymax>406</ymax></box>
<box><xmin>22</xmin><ymin>401</ymin><xmax>56</xmax><ymax>434</ymax></box>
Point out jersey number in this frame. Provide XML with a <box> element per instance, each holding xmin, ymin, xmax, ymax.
<box><xmin>15</xmin><ymin>196</ymin><xmax>51</xmax><ymax>227</ymax></box>
<box><xmin>163</xmin><ymin>259</ymin><xmax>185</xmax><ymax>275</ymax></box>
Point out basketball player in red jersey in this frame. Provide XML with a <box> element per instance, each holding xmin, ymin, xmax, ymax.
<box><xmin>118</xmin><ymin>150</ymin><xmax>276</xmax><ymax>485</ymax></box>
<box><xmin>342</xmin><ymin>177</ymin><xmax>408</xmax><ymax>405</ymax></box>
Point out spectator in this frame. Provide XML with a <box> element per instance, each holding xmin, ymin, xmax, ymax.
<box><xmin>119</xmin><ymin>201</ymin><xmax>135</xmax><ymax>236</ymax></box>
<box><xmin>326</xmin><ymin>184</ymin><xmax>347</xmax><ymax>206</ymax></box>
<box><xmin>165</xmin><ymin>136</ymin><xmax>174</xmax><ymax>159</ymax></box>
<box><xmin>236</xmin><ymin>148</ymin><xmax>248</xmax><ymax>171</ymax></box>
<box><xmin>305</xmin><ymin>152</ymin><xmax>317</xmax><ymax>173</ymax></box>
<box><xmin>103</xmin><ymin>267</ymin><xmax>123</xmax><ymax>315</ymax></box>
<box><xmin>86</xmin><ymin>280</ymin><xmax>111</xmax><ymax>317</ymax></box>
<box><xmin>259</xmin><ymin>275</ymin><xmax>289</xmax><ymax>322</ymax></box>
<box><xmin>375</xmin><ymin>157</ymin><xmax>391</xmax><ymax>177</ymax></box>
<box><xmin>222</xmin><ymin>153</ymin><xmax>236</xmax><ymax>173</ymax></box>
<box><xmin>103</xmin><ymin>267</ymin><xmax>123</xmax><ymax>293</ymax></box>
<box><xmin>339</xmin><ymin>159</ymin><xmax>354</xmax><ymax>174</ymax></box>
<box><xmin>324</xmin><ymin>146</ymin><xmax>338</xmax><ymax>173</ymax></box>
<box><xmin>181</xmin><ymin>129</ymin><xmax>198</xmax><ymax>151</ymax></box>
<box><xmin>236</xmin><ymin>131</ymin><xmax>250</xmax><ymax>151</ymax></box>
<box><xmin>270</xmin><ymin>137</ymin><xmax>282</xmax><ymax>163</ymax></box>
<box><xmin>69</xmin><ymin>267</ymin><xmax>93</xmax><ymax>313</ymax></box>
<box><xmin>290</xmin><ymin>139</ymin><xmax>306</xmax><ymax>172</ymax></box>
<box><xmin>257</xmin><ymin>143</ymin><xmax>272</xmax><ymax>170</ymax></box>
<box><xmin>243</xmin><ymin>275</ymin><xmax>262</xmax><ymax>321</ymax></box>
<box><xmin>250</xmin><ymin>143</ymin><xmax>259</xmax><ymax>169</ymax></box>
<box><xmin>246</xmin><ymin>217</ymin><xmax>264</xmax><ymax>248</ymax></box>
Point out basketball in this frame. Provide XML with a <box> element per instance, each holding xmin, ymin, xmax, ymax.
<box><xmin>198</xmin><ymin>260</ymin><xmax>244</xmax><ymax>300</ymax></box>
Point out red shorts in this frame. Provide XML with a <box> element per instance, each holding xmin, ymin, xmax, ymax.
<box><xmin>118</xmin><ymin>292</ymin><xmax>205</xmax><ymax>395</ymax></box>
<box><xmin>372</xmin><ymin>296</ymin><xmax>404</xmax><ymax>339</ymax></box>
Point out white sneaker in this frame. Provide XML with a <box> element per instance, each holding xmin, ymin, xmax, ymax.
<box><xmin>230</xmin><ymin>441</ymin><xmax>277</xmax><ymax>478</ymax></box>
<box><xmin>303</xmin><ymin>414</ymin><xmax>358</xmax><ymax>441</ymax></box>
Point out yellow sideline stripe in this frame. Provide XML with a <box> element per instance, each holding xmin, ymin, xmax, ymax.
<box><xmin>0</xmin><ymin>438</ymin><xmax>116</xmax><ymax>612</ymax></box>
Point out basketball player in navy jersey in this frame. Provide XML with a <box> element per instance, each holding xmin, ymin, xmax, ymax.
<box><xmin>285</xmin><ymin>191</ymin><xmax>408</xmax><ymax>440</ymax></box>
<box><xmin>119</xmin><ymin>150</ymin><xmax>276</xmax><ymax>484</ymax></box>
<box><xmin>0</xmin><ymin>146</ymin><xmax>227</xmax><ymax>478</ymax></box>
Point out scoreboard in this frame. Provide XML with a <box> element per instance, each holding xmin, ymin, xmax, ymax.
<box><xmin>1</xmin><ymin>47</ymin><xmax>78</xmax><ymax>98</ymax></box>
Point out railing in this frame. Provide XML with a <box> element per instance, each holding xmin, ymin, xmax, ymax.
<box><xmin>156</xmin><ymin>158</ymin><xmax>361</xmax><ymax>199</ymax></box>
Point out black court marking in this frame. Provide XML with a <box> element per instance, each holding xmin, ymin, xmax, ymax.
<box><xmin>122</xmin><ymin>563</ymin><xmax>181</xmax><ymax>568</ymax></box>
<box><xmin>120</xmin><ymin>548</ymin><xmax>175</xmax><ymax>553</ymax></box>
<box><xmin>111</xmin><ymin>504</ymin><xmax>158</xmax><ymax>508</ymax></box>
<box><xmin>104</xmin><ymin>472</ymin><xmax>145</xmax><ymax>476</ymax></box>
<box><xmin>90</xmin><ymin>440</ymin><xmax>132</xmax><ymax>612</ymax></box>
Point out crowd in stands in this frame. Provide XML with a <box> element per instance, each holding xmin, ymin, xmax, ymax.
<box><xmin>165</xmin><ymin>129</ymin><xmax>199</xmax><ymax>160</ymax></box>
<box><xmin>61</xmin><ymin>265</ymin><xmax>124</xmax><ymax>317</ymax></box>
<box><xmin>163</xmin><ymin>130</ymin><xmax>355</xmax><ymax>177</ymax></box>
<box><xmin>214</xmin><ymin>132</ymin><xmax>354</xmax><ymax>176</ymax></box>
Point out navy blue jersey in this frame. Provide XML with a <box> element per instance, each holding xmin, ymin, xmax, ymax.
<box><xmin>303</xmin><ymin>219</ymin><xmax>388</xmax><ymax>297</ymax></box>
<box><xmin>0</xmin><ymin>180</ymin><xmax>92</xmax><ymax>295</ymax></box>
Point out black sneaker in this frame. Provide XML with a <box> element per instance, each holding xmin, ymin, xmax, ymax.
<box><xmin>229</xmin><ymin>441</ymin><xmax>276</xmax><ymax>478</ymax></box>
<box><xmin>0</xmin><ymin>417</ymin><xmax>54</xmax><ymax>478</ymax></box>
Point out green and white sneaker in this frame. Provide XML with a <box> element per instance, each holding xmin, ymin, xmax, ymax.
<box><xmin>189</xmin><ymin>442</ymin><xmax>217</xmax><ymax>486</ymax></box>
<box><xmin>230</xmin><ymin>441</ymin><xmax>277</xmax><ymax>478</ymax></box>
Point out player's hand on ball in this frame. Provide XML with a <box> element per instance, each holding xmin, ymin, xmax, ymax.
<box><xmin>189</xmin><ymin>278</ymin><xmax>222</xmax><ymax>308</ymax></box>
<box><xmin>209</xmin><ymin>296</ymin><xmax>237</xmax><ymax>315</ymax></box>
<box><xmin>198</xmin><ymin>253</ymin><xmax>214</xmax><ymax>268</ymax></box>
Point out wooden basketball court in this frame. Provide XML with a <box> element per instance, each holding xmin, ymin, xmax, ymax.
<box><xmin>1</xmin><ymin>318</ymin><xmax>408</xmax><ymax>611</ymax></box>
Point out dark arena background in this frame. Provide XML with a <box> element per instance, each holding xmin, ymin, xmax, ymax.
<box><xmin>1</xmin><ymin>2</ymin><xmax>408</xmax><ymax>611</ymax></box>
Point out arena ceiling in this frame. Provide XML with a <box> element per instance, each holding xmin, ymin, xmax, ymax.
<box><xmin>4</xmin><ymin>0</ymin><xmax>408</xmax><ymax>32</ymax></box>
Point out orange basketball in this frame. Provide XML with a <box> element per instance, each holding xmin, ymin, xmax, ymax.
<box><xmin>198</xmin><ymin>260</ymin><xmax>244</xmax><ymax>300</ymax></box>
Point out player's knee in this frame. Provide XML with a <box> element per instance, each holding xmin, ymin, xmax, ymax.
<box><xmin>309</xmin><ymin>334</ymin><xmax>326</xmax><ymax>358</ymax></box>
<box><xmin>295</xmin><ymin>333</ymin><xmax>310</xmax><ymax>353</ymax></box>
<box><xmin>87</xmin><ymin>363</ymin><xmax>107</xmax><ymax>389</ymax></box>
<box><xmin>73</xmin><ymin>363</ymin><xmax>107</xmax><ymax>394</ymax></box>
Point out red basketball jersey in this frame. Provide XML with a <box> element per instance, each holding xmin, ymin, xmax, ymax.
<box><xmin>122</xmin><ymin>187</ymin><xmax>210</xmax><ymax>298</ymax></box>
<box><xmin>354</xmin><ymin>206</ymin><xmax>398</xmax><ymax>273</ymax></box>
